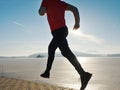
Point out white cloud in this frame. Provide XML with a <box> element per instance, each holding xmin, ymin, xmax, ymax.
<box><xmin>12</xmin><ymin>21</ymin><xmax>33</xmax><ymax>33</ymax></box>
<box><xmin>69</xmin><ymin>29</ymin><xmax>104</xmax><ymax>44</ymax></box>
<box><xmin>13</xmin><ymin>21</ymin><xmax>24</xmax><ymax>28</ymax></box>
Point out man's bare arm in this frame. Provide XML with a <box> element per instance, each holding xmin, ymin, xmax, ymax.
<box><xmin>38</xmin><ymin>7</ymin><xmax>46</xmax><ymax>16</ymax></box>
<box><xmin>66</xmin><ymin>4</ymin><xmax>80</xmax><ymax>30</ymax></box>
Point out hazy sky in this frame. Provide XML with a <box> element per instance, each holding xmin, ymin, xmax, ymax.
<box><xmin>0</xmin><ymin>0</ymin><xmax>120</xmax><ymax>56</ymax></box>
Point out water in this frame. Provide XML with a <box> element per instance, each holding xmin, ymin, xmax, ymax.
<box><xmin>0</xmin><ymin>57</ymin><xmax>120</xmax><ymax>90</ymax></box>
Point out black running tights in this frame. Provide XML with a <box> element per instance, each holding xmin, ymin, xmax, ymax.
<box><xmin>45</xmin><ymin>26</ymin><xmax>85</xmax><ymax>75</ymax></box>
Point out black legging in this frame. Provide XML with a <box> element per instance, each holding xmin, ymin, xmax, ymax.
<box><xmin>45</xmin><ymin>26</ymin><xmax>85</xmax><ymax>75</ymax></box>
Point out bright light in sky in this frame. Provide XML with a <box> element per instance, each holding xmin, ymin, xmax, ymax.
<box><xmin>0</xmin><ymin>0</ymin><xmax>120</xmax><ymax>56</ymax></box>
<box><xmin>70</xmin><ymin>29</ymin><xmax>104</xmax><ymax>44</ymax></box>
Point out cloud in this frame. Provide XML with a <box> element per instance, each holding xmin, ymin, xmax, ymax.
<box><xmin>12</xmin><ymin>21</ymin><xmax>32</xmax><ymax>32</ymax></box>
<box><xmin>101</xmin><ymin>44</ymin><xmax>120</xmax><ymax>54</ymax></box>
<box><xmin>13</xmin><ymin>21</ymin><xmax>24</xmax><ymax>28</ymax></box>
<box><xmin>12</xmin><ymin>21</ymin><xmax>32</xmax><ymax>33</ymax></box>
<box><xmin>69</xmin><ymin>29</ymin><xmax>104</xmax><ymax>44</ymax></box>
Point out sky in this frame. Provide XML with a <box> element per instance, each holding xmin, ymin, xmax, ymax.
<box><xmin>0</xmin><ymin>0</ymin><xmax>120</xmax><ymax>56</ymax></box>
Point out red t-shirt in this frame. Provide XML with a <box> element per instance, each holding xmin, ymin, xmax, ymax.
<box><xmin>41</xmin><ymin>0</ymin><xmax>68</xmax><ymax>32</ymax></box>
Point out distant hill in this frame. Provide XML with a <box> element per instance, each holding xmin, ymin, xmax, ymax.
<box><xmin>0</xmin><ymin>56</ymin><xmax>27</xmax><ymax>59</ymax></box>
<box><xmin>28</xmin><ymin>53</ymin><xmax>47</xmax><ymax>58</ymax></box>
<box><xmin>28</xmin><ymin>51</ymin><xmax>105</xmax><ymax>58</ymax></box>
<box><xmin>0</xmin><ymin>52</ymin><xmax>120</xmax><ymax>59</ymax></box>
<box><xmin>107</xmin><ymin>54</ymin><xmax>120</xmax><ymax>57</ymax></box>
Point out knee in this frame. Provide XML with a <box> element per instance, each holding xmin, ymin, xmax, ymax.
<box><xmin>48</xmin><ymin>44</ymin><xmax>52</xmax><ymax>52</ymax></box>
<box><xmin>61</xmin><ymin>51</ymin><xmax>66</xmax><ymax>57</ymax></box>
<box><xmin>48</xmin><ymin>45</ymin><xmax>56</xmax><ymax>56</ymax></box>
<box><xmin>61</xmin><ymin>49</ymin><xmax>70</xmax><ymax>58</ymax></box>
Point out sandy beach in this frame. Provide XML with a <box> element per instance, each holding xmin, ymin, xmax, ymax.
<box><xmin>0</xmin><ymin>57</ymin><xmax>120</xmax><ymax>90</ymax></box>
<box><xmin>0</xmin><ymin>77</ymin><xmax>73</xmax><ymax>90</ymax></box>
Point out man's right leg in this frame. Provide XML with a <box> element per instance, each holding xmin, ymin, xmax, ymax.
<box><xmin>58</xmin><ymin>38</ymin><xmax>92</xmax><ymax>90</ymax></box>
<box><xmin>58</xmin><ymin>38</ymin><xmax>85</xmax><ymax>76</ymax></box>
<box><xmin>41</xmin><ymin>38</ymin><xmax>58</xmax><ymax>78</ymax></box>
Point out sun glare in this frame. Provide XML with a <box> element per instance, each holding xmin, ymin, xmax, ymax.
<box><xmin>77</xmin><ymin>57</ymin><xmax>89</xmax><ymax>63</ymax></box>
<box><xmin>69</xmin><ymin>28</ymin><xmax>82</xmax><ymax>36</ymax></box>
<box><xmin>69</xmin><ymin>28</ymin><xmax>104</xmax><ymax>44</ymax></box>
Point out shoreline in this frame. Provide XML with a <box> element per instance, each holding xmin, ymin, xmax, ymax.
<box><xmin>0</xmin><ymin>77</ymin><xmax>74</xmax><ymax>90</ymax></box>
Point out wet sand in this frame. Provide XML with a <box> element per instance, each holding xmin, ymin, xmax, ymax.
<box><xmin>0</xmin><ymin>77</ymin><xmax>73</xmax><ymax>90</ymax></box>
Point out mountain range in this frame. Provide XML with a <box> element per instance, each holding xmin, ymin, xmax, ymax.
<box><xmin>0</xmin><ymin>52</ymin><xmax>120</xmax><ymax>58</ymax></box>
<box><xmin>28</xmin><ymin>51</ymin><xmax>120</xmax><ymax>58</ymax></box>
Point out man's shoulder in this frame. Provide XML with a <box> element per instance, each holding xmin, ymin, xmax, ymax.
<box><xmin>60</xmin><ymin>0</ymin><xmax>68</xmax><ymax>8</ymax></box>
<box><xmin>60</xmin><ymin>0</ymin><xmax>67</xmax><ymax>4</ymax></box>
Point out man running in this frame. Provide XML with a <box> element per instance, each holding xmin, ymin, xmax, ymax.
<box><xmin>38</xmin><ymin>0</ymin><xmax>92</xmax><ymax>89</ymax></box>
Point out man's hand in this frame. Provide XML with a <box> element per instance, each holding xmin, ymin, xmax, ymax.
<box><xmin>66</xmin><ymin>4</ymin><xmax>80</xmax><ymax>30</ymax></box>
<box><xmin>38</xmin><ymin>7</ymin><xmax>46</xmax><ymax>16</ymax></box>
<box><xmin>73</xmin><ymin>23</ymin><xmax>80</xmax><ymax>30</ymax></box>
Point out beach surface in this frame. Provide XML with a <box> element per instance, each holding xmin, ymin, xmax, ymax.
<box><xmin>0</xmin><ymin>77</ymin><xmax>73</xmax><ymax>90</ymax></box>
<box><xmin>0</xmin><ymin>57</ymin><xmax>120</xmax><ymax>90</ymax></box>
